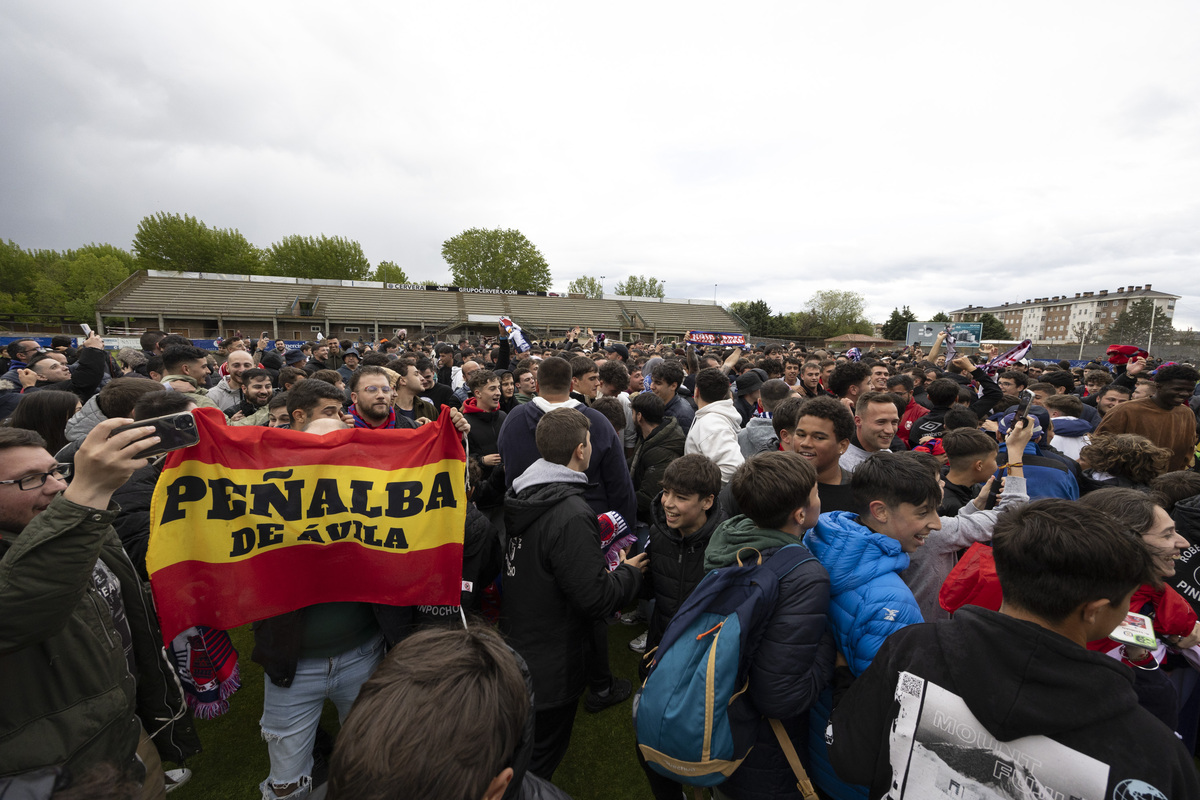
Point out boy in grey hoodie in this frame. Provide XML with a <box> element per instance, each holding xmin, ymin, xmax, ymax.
<box><xmin>501</xmin><ymin>408</ymin><xmax>647</xmax><ymax>780</ymax></box>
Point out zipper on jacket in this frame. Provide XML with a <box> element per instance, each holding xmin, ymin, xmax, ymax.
<box><xmin>114</xmin><ymin>544</ymin><xmax>190</xmax><ymax>739</ymax></box>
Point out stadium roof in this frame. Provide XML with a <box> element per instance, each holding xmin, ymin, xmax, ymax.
<box><xmin>97</xmin><ymin>270</ymin><xmax>745</xmax><ymax>339</ymax></box>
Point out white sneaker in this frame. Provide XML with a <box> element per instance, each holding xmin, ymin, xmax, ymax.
<box><xmin>164</xmin><ymin>768</ymin><xmax>192</xmax><ymax>793</ymax></box>
<box><xmin>629</xmin><ymin>632</ymin><xmax>648</xmax><ymax>653</ymax></box>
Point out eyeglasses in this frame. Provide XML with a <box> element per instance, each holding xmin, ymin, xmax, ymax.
<box><xmin>359</xmin><ymin>385</ymin><xmax>394</xmax><ymax>394</ymax></box>
<box><xmin>0</xmin><ymin>463</ymin><xmax>73</xmax><ymax>490</ymax></box>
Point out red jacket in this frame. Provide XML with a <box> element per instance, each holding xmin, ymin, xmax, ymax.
<box><xmin>900</xmin><ymin>397</ymin><xmax>930</xmax><ymax>446</ymax></box>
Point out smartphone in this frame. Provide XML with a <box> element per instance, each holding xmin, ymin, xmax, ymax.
<box><xmin>1013</xmin><ymin>389</ymin><xmax>1034</xmax><ymax>426</ymax></box>
<box><xmin>260</xmin><ymin>331</ymin><xmax>269</xmax><ymax>339</ymax></box>
<box><xmin>109</xmin><ymin>412</ymin><xmax>200</xmax><ymax>458</ymax></box>
<box><xmin>80</xmin><ymin>323</ymin><xmax>93</xmax><ymax>337</ymax></box>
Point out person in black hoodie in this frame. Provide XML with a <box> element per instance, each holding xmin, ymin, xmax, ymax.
<box><xmin>634</xmin><ymin>454</ymin><xmax>727</xmax><ymax>800</ymax></box>
<box><xmin>639</xmin><ymin>454</ymin><xmax>727</xmax><ymax>662</ymax></box>
<box><xmin>501</xmin><ymin>408</ymin><xmax>647</xmax><ymax>780</ymax></box>
<box><xmin>828</xmin><ymin>498</ymin><xmax>1199</xmax><ymax>800</ymax></box>
<box><xmin>463</xmin><ymin>369</ymin><xmax>508</xmax><ymax>533</ymax></box>
<box><xmin>629</xmin><ymin>392</ymin><xmax>686</xmax><ymax>526</ymax></box>
<box><xmin>908</xmin><ymin>356</ymin><xmax>1001</xmax><ymax>448</ymax></box>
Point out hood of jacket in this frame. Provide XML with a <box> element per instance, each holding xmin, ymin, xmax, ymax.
<box><xmin>694</xmin><ymin>398</ymin><xmax>742</xmax><ymax>429</ymax></box>
<box><xmin>704</xmin><ymin>514</ymin><xmax>806</xmax><ymax>571</ymax></box>
<box><xmin>937</xmin><ymin>605</ymin><xmax>1139</xmax><ymax>741</ymax></box>
<box><xmin>511</xmin><ymin>458</ymin><xmax>587</xmax><ymax>495</ymax></box>
<box><xmin>506</xmin><ymin>461</ymin><xmax>589</xmax><ymax>534</ymax></box>
<box><xmin>64</xmin><ymin>394</ymin><xmax>108</xmax><ymax>443</ymax></box>
<box><xmin>1050</xmin><ymin>415</ymin><xmax>1093</xmax><ymax>437</ymax></box>
<box><xmin>530</xmin><ymin>396</ymin><xmax>581</xmax><ymax>415</ymax></box>
<box><xmin>461</xmin><ymin>397</ymin><xmax>502</xmax><ymax>419</ymax></box>
<box><xmin>804</xmin><ymin>510</ymin><xmax>909</xmax><ymax>593</ymax></box>
<box><xmin>650</xmin><ymin>491</ymin><xmax>729</xmax><ymax>550</ymax></box>
<box><xmin>1173</xmin><ymin>493</ymin><xmax>1200</xmax><ymax>547</ymax></box>
<box><xmin>644</xmin><ymin>416</ymin><xmax>684</xmax><ymax>449</ymax></box>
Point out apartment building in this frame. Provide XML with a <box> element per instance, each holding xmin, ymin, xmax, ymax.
<box><xmin>949</xmin><ymin>284</ymin><xmax>1178</xmax><ymax>343</ymax></box>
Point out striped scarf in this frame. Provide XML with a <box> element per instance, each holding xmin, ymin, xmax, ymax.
<box><xmin>348</xmin><ymin>403</ymin><xmax>396</xmax><ymax>429</ymax></box>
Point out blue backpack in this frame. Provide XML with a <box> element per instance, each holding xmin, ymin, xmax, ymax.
<box><xmin>634</xmin><ymin>545</ymin><xmax>818</xmax><ymax>798</ymax></box>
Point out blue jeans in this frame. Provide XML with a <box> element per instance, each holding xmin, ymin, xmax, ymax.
<box><xmin>259</xmin><ymin>634</ymin><xmax>385</xmax><ymax>798</ymax></box>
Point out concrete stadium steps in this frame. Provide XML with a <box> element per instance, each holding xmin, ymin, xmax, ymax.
<box><xmin>100</xmin><ymin>275</ymin><xmax>461</xmax><ymax>319</ymax></box>
<box><xmin>96</xmin><ymin>272</ymin><xmax>746</xmax><ymax>339</ymax></box>
<box><xmin>626</xmin><ymin>301</ymin><xmax>742</xmax><ymax>333</ymax></box>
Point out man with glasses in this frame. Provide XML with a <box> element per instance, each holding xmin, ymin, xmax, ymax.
<box><xmin>0</xmin><ymin>421</ymin><xmax>200</xmax><ymax>797</ymax></box>
<box><xmin>1</xmin><ymin>338</ymin><xmax>43</xmax><ymax>388</ymax></box>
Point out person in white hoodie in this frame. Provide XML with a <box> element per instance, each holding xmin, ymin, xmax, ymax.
<box><xmin>1041</xmin><ymin>393</ymin><xmax>1093</xmax><ymax>461</ymax></box>
<box><xmin>684</xmin><ymin>367</ymin><xmax>744</xmax><ymax>485</ymax></box>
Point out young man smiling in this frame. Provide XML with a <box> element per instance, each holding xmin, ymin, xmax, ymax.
<box><xmin>839</xmin><ymin>392</ymin><xmax>902</xmax><ymax>473</ymax></box>
<box><xmin>803</xmin><ymin>452</ymin><xmax>942</xmax><ymax>800</ymax></box>
<box><xmin>633</xmin><ymin>454</ymin><xmax>726</xmax><ymax>664</ymax></box>
<box><xmin>798</xmin><ymin>360</ymin><xmax>826</xmax><ymax>399</ymax></box>
<box><xmin>773</xmin><ymin>395</ymin><xmax>857</xmax><ymax>513</ymax></box>
<box><xmin>1094</xmin><ymin>363</ymin><xmax>1200</xmax><ymax>473</ymax></box>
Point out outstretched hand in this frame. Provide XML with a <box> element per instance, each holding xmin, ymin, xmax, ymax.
<box><xmin>63</xmin><ymin>418</ymin><xmax>158</xmax><ymax>511</ymax></box>
<box><xmin>1004</xmin><ymin>416</ymin><xmax>1034</xmax><ymax>453</ymax></box>
<box><xmin>621</xmin><ymin>549</ymin><xmax>650</xmax><ymax>575</ymax></box>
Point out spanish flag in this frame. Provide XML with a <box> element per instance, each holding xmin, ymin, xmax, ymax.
<box><xmin>147</xmin><ymin>407</ymin><xmax>466</xmax><ymax>643</ymax></box>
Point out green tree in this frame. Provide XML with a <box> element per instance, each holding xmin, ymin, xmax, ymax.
<box><xmin>267</xmin><ymin>235</ymin><xmax>371</xmax><ymax>281</ymax></box>
<box><xmin>1106</xmin><ymin>299</ymin><xmax>1177</xmax><ymax>348</ymax></box>
<box><xmin>881</xmin><ymin>306</ymin><xmax>918</xmax><ymax>341</ymax></box>
<box><xmin>1</xmin><ymin>240</ymin><xmax>138</xmax><ymax>322</ymax></box>
<box><xmin>30</xmin><ymin>252</ymin><xmax>133</xmax><ymax>321</ymax></box>
<box><xmin>133</xmin><ymin>212</ymin><xmax>265</xmax><ymax>274</ymax></box>
<box><xmin>371</xmin><ymin>260</ymin><xmax>409</xmax><ymax>283</ymax></box>
<box><xmin>0</xmin><ymin>240</ymin><xmax>38</xmax><ymax>315</ymax></box>
<box><xmin>441</xmin><ymin>227</ymin><xmax>551</xmax><ymax>291</ymax></box>
<box><xmin>613</xmin><ymin>275</ymin><xmax>665</xmax><ymax>298</ymax></box>
<box><xmin>931</xmin><ymin>310</ymin><xmax>951</xmax><ymax>323</ymax></box>
<box><xmin>978</xmin><ymin>313</ymin><xmax>1012</xmax><ymax>340</ymax></box>
<box><xmin>727</xmin><ymin>300</ymin><xmax>774</xmax><ymax>336</ymax></box>
<box><xmin>805</xmin><ymin>290</ymin><xmax>872</xmax><ymax>339</ymax></box>
<box><xmin>567</xmin><ymin>275</ymin><xmax>604</xmax><ymax>298</ymax></box>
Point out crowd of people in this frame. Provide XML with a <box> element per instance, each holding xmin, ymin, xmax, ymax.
<box><xmin>2</xmin><ymin>323</ymin><xmax>1200</xmax><ymax>799</ymax></box>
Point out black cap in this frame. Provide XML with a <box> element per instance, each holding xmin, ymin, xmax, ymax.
<box><xmin>604</xmin><ymin>342</ymin><xmax>629</xmax><ymax>361</ymax></box>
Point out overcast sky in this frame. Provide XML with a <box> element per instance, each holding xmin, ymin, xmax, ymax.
<box><xmin>3</xmin><ymin>2</ymin><xmax>1199</xmax><ymax>329</ymax></box>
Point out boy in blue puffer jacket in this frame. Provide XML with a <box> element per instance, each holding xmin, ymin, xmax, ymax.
<box><xmin>802</xmin><ymin>451</ymin><xmax>943</xmax><ymax>800</ymax></box>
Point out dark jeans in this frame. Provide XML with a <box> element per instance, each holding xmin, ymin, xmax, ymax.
<box><xmin>585</xmin><ymin>618</ymin><xmax>614</xmax><ymax>694</ymax></box>
<box><xmin>531</xmin><ymin>702</ymin><xmax>579</xmax><ymax>780</ymax></box>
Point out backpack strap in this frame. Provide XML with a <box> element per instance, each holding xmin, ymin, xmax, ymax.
<box><xmin>764</xmin><ymin>543</ymin><xmax>815</xmax><ymax>581</ymax></box>
<box><xmin>735</xmin><ymin>546</ymin><xmax>763</xmax><ymax>567</ymax></box>
<box><xmin>768</xmin><ymin>718</ymin><xmax>817</xmax><ymax>800</ymax></box>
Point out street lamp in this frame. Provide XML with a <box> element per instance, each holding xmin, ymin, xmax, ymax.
<box><xmin>600</xmin><ymin>275</ymin><xmax>606</xmax><ymax>295</ymax></box>
<box><xmin>714</xmin><ymin>284</ymin><xmax>717</xmax><ymax>303</ymax></box>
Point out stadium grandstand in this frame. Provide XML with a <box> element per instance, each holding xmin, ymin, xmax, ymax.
<box><xmin>94</xmin><ymin>270</ymin><xmax>746</xmax><ymax>343</ymax></box>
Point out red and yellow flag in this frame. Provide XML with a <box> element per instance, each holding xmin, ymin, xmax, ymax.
<box><xmin>147</xmin><ymin>407</ymin><xmax>466</xmax><ymax>642</ymax></box>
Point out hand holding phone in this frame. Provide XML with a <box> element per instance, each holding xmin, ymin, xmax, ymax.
<box><xmin>1013</xmin><ymin>389</ymin><xmax>1034</xmax><ymax>425</ymax></box>
<box><xmin>109</xmin><ymin>411</ymin><xmax>200</xmax><ymax>458</ymax></box>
